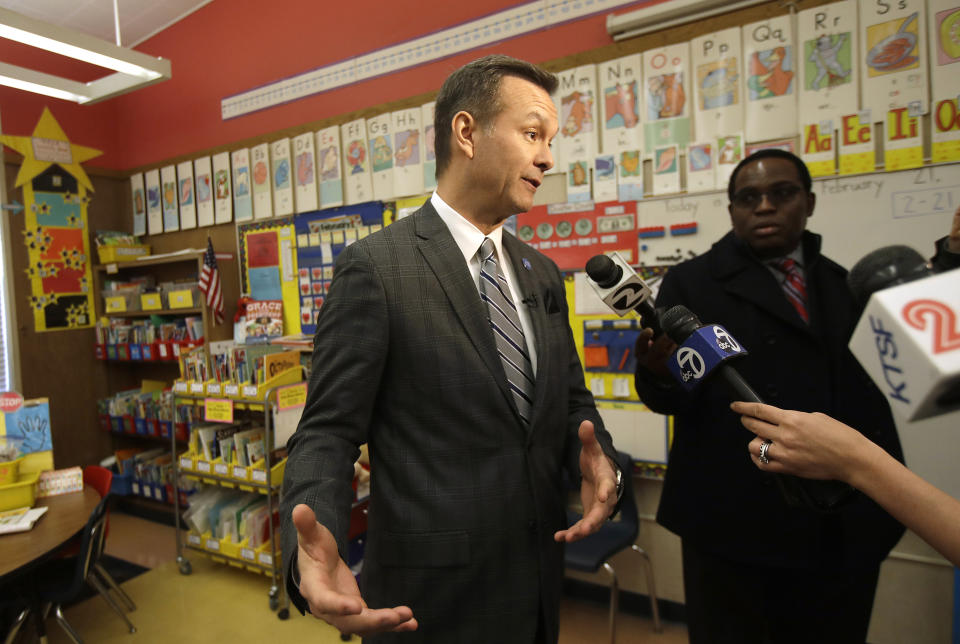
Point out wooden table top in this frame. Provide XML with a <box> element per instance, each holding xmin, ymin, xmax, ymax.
<box><xmin>0</xmin><ymin>486</ymin><xmax>100</xmax><ymax>581</ymax></box>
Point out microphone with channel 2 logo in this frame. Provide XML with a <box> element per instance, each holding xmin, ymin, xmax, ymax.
<box><xmin>584</xmin><ymin>252</ymin><xmax>663</xmax><ymax>336</ymax></box>
<box><xmin>661</xmin><ymin>304</ymin><xmax>853</xmax><ymax>511</ymax></box>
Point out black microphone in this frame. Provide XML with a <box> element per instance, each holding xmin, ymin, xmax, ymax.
<box><xmin>660</xmin><ymin>304</ymin><xmax>853</xmax><ymax>511</ymax></box>
<box><xmin>585</xmin><ymin>253</ymin><xmax>663</xmax><ymax>336</ymax></box>
<box><xmin>846</xmin><ymin>245</ymin><xmax>930</xmax><ymax>311</ymax></box>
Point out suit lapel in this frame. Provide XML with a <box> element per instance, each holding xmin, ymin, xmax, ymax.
<box><xmin>414</xmin><ymin>204</ymin><xmax>522</xmax><ymax>422</ymax></box>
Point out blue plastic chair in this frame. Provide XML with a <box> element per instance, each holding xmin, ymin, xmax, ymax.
<box><xmin>564</xmin><ymin>451</ymin><xmax>662</xmax><ymax>643</ymax></box>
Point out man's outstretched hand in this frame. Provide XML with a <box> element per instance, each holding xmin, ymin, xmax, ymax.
<box><xmin>292</xmin><ymin>503</ymin><xmax>418</xmax><ymax>635</ymax></box>
<box><xmin>554</xmin><ymin>421</ymin><xmax>619</xmax><ymax>543</ymax></box>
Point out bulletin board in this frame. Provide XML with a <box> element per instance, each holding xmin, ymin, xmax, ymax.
<box><xmin>237</xmin><ymin>217</ymin><xmax>301</xmax><ymax>337</ymax></box>
<box><xmin>293</xmin><ymin>201</ymin><xmax>386</xmax><ymax>335</ymax></box>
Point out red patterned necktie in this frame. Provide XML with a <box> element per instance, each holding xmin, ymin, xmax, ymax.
<box><xmin>775</xmin><ymin>258</ymin><xmax>809</xmax><ymax>323</ymax></box>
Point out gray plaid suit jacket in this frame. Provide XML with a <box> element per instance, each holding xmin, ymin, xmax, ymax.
<box><xmin>281</xmin><ymin>201</ymin><xmax>614</xmax><ymax>643</ymax></box>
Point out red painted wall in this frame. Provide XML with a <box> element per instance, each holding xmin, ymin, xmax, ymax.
<box><xmin>2</xmin><ymin>0</ymin><xmax>652</xmax><ymax>171</ymax></box>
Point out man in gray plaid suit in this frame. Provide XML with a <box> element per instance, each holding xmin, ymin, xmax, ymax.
<box><xmin>281</xmin><ymin>55</ymin><xmax>622</xmax><ymax>643</ymax></box>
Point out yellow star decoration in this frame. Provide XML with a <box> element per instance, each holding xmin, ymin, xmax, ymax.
<box><xmin>0</xmin><ymin>107</ymin><xmax>101</xmax><ymax>191</ymax></box>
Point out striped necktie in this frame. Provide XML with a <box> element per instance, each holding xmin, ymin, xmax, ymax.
<box><xmin>478</xmin><ymin>237</ymin><xmax>535</xmax><ymax>425</ymax></box>
<box><xmin>774</xmin><ymin>258</ymin><xmax>809</xmax><ymax>323</ymax></box>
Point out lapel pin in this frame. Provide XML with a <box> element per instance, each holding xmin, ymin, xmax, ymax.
<box><xmin>522</xmin><ymin>258</ymin><xmax>532</xmax><ymax>271</ymax></box>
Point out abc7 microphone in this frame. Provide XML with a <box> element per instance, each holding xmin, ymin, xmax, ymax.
<box><xmin>660</xmin><ymin>305</ymin><xmax>854</xmax><ymax>511</ymax></box>
<box><xmin>584</xmin><ymin>252</ymin><xmax>662</xmax><ymax>336</ymax></box>
<box><xmin>847</xmin><ymin>246</ymin><xmax>960</xmax><ymax>421</ymax></box>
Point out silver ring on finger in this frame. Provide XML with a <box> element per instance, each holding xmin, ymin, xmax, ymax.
<box><xmin>758</xmin><ymin>439</ymin><xmax>772</xmax><ymax>465</ymax></box>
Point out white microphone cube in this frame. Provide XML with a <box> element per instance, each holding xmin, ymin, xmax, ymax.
<box><xmin>848</xmin><ymin>268</ymin><xmax>960</xmax><ymax>421</ymax></box>
<box><xmin>586</xmin><ymin>251</ymin><xmax>653</xmax><ymax>317</ymax></box>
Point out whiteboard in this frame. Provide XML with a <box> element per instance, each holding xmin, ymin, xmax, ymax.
<box><xmin>634</xmin><ymin>163</ymin><xmax>959</xmax><ymax>269</ymax></box>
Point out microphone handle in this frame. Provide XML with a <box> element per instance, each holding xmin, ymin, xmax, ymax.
<box><xmin>636</xmin><ymin>301</ymin><xmax>663</xmax><ymax>337</ymax></box>
<box><xmin>718</xmin><ymin>365</ymin><xmax>763</xmax><ymax>403</ymax></box>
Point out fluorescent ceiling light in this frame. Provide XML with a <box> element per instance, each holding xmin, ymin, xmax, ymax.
<box><xmin>0</xmin><ymin>7</ymin><xmax>171</xmax><ymax>104</ymax></box>
<box><xmin>607</xmin><ymin>0</ymin><xmax>768</xmax><ymax>41</ymax></box>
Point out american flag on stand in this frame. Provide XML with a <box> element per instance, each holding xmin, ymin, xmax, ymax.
<box><xmin>198</xmin><ymin>237</ymin><xmax>224</xmax><ymax>324</ymax></box>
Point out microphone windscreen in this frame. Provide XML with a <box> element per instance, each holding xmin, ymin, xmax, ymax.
<box><xmin>585</xmin><ymin>255</ymin><xmax>620</xmax><ymax>288</ymax></box>
<box><xmin>847</xmin><ymin>245</ymin><xmax>928</xmax><ymax>308</ymax></box>
<box><xmin>660</xmin><ymin>304</ymin><xmax>702</xmax><ymax>344</ymax></box>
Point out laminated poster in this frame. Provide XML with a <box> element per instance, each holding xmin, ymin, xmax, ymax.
<box><xmin>600</xmin><ymin>54</ymin><xmax>643</xmax><ymax>157</ymax></box>
<box><xmin>392</xmin><ymin>107</ymin><xmax>424</xmax><ymax>199</ymax></box>
<box><xmin>743</xmin><ymin>15</ymin><xmax>798</xmax><ymax>142</ymax></box>
<box><xmin>556</xmin><ymin>64</ymin><xmax>599</xmax><ymax>169</ymax></box>
<box><xmin>367</xmin><ymin>113</ymin><xmax>394</xmax><ymax>202</ymax></box>
<box><xmin>421</xmin><ymin>102</ymin><xmax>437</xmax><ymax>193</ymax></box>
<box><xmin>798</xmin><ymin>0</ymin><xmax>859</xmax><ymax>122</ymax></box>
<box><xmin>161</xmin><ymin>164</ymin><xmax>179</xmax><ymax>232</ymax></box>
<box><xmin>130</xmin><ymin>173</ymin><xmax>146</xmax><ymax>236</ymax></box>
<box><xmin>251</xmin><ymin>143</ymin><xmax>273</xmax><ymax>220</ymax></box>
<box><xmin>860</xmin><ymin>0</ymin><xmax>928</xmax><ymax>115</ymax></box>
<box><xmin>341</xmin><ymin>118</ymin><xmax>374</xmax><ymax>205</ymax></box>
<box><xmin>884</xmin><ymin>107</ymin><xmax>924</xmax><ymax>170</ymax></box>
<box><xmin>568</xmin><ymin>160</ymin><xmax>592</xmax><ymax>203</ymax></box>
<box><xmin>801</xmin><ymin>120</ymin><xmax>837</xmax><ymax>177</ymax></box>
<box><xmin>837</xmin><ymin>110</ymin><xmax>876</xmax><ymax>175</ymax></box>
<box><xmin>271</xmin><ymin>138</ymin><xmax>294</xmax><ymax>217</ymax></box>
<box><xmin>686</xmin><ymin>142</ymin><xmax>716</xmax><ymax>192</ymax></box>
<box><xmin>231</xmin><ymin>148</ymin><xmax>254</xmax><ymax>222</ymax></box>
<box><xmin>617</xmin><ymin>150</ymin><xmax>644</xmax><ymax>202</ymax></box>
<box><xmin>292</xmin><ymin>133</ymin><xmax>318</xmax><ymax>214</ymax></box>
<box><xmin>593</xmin><ymin>155</ymin><xmax>618</xmax><ymax>203</ymax></box>
<box><xmin>315</xmin><ymin>126</ymin><xmax>344</xmax><ymax>208</ymax></box>
<box><xmin>928</xmin><ymin>0</ymin><xmax>960</xmax><ymax>162</ymax></box>
<box><xmin>145</xmin><ymin>168</ymin><xmax>162</xmax><ymax>235</ymax></box>
<box><xmin>644</xmin><ymin>43</ymin><xmax>692</xmax><ymax>153</ymax></box>
<box><xmin>194</xmin><ymin>156</ymin><xmax>214</xmax><ymax>227</ymax></box>
<box><xmin>212</xmin><ymin>151</ymin><xmax>232</xmax><ymax>225</ymax></box>
<box><xmin>652</xmin><ymin>145</ymin><xmax>681</xmax><ymax>195</ymax></box>
<box><xmin>692</xmin><ymin>27</ymin><xmax>744</xmax><ymax>143</ymax></box>
<box><xmin>176</xmin><ymin>160</ymin><xmax>197</xmax><ymax>229</ymax></box>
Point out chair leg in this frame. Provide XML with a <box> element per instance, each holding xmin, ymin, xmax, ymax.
<box><xmin>601</xmin><ymin>561</ymin><xmax>618</xmax><ymax>644</ymax></box>
<box><xmin>88</xmin><ymin>576</ymin><xmax>136</xmax><ymax>634</ymax></box>
<box><xmin>631</xmin><ymin>544</ymin><xmax>662</xmax><ymax>633</ymax></box>
<box><xmin>52</xmin><ymin>604</ymin><xmax>83</xmax><ymax>644</ymax></box>
<box><xmin>94</xmin><ymin>563</ymin><xmax>137</xmax><ymax>611</ymax></box>
<box><xmin>3</xmin><ymin>607</ymin><xmax>29</xmax><ymax>644</ymax></box>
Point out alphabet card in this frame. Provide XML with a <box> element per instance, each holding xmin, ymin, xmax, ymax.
<box><xmin>145</xmin><ymin>169</ymin><xmax>163</xmax><ymax>234</ymax></box>
<box><xmin>193</xmin><ymin>156</ymin><xmax>214</xmax><ymax>227</ymax></box>
<box><xmin>643</xmin><ymin>43</ymin><xmax>692</xmax><ymax>153</ymax></box>
<box><xmin>743</xmin><ymin>15</ymin><xmax>798</xmax><ymax>142</ymax></box>
<box><xmin>801</xmin><ymin>121</ymin><xmax>837</xmax><ymax>177</ymax></box>
<box><xmin>617</xmin><ymin>150</ymin><xmax>644</xmax><ymax>202</ymax></box>
<box><xmin>251</xmin><ymin>143</ymin><xmax>273</xmax><ymax>220</ymax></box>
<box><xmin>651</xmin><ymin>144</ymin><xmax>681</xmax><ymax>195</ymax></box>
<box><xmin>161</xmin><ymin>164</ymin><xmax>179</xmax><ymax>232</ymax></box>
<box><xmin>837</xmin><ymin>111</ymin><xmax>877</xmax><ymax>175</ymax></box>
<box><xmin>212</xmin><ymin>151</ymin><xmax>232</xmax><ymax>224</ymax></box>
<box><xmin>798</xmin><ymin>1</ymin><xmax>859</xmax><ymax>122</ymax></box>
<box><xmin>692</xmin><ymin>27</ymin><xmax>744</xmax><ymax>143</ymax></box>
<box><xmin>271</xmin><ymin>138</ymin><xmax>294</xmax><ymax>217</ymax></box>
<box><xmin>593</xmin><ymin>155</ymin><xmax>618</xmax><ymax>203</ymax></box>
<box><xmin>686</xmin><ymin>142</ymin><xmax>716</xmax><ymax>192</ymax></box>
<box><xmin>421</xmin><ymin>101</ymin><xmax>437</xmax><ymax>192</ymax></box>
<box><xmin>341</xmin><ymin>118</ymin><xmax>374</xmax><ymax>205</ymax></box>
<box><xmin>367</xmin><ymin>113</ymin><xmax>394</xmax><ymax>202</ymax></box>
<box><xmin>176</xmin><ymin>160</ymin><xmax>197</xmax><ymax>229</ymax></box>
<box><xmin>392</xmin><ymin>107</ymin><xmax>424</xmax><ymax>198</ymax></box>
<box><xmin>928</xmin><ymin>0</ymin><xmax>960</xmax><ymax>162</ymax></box>
<box><xmin>556</xmin><ymin>64</ymin><xmax>600</xmax><ymax>175</ymax></box>
<box><xmin>860</xmin><ymin>0</ymin><xmax>928</xmax><ymax>115</ymax></box>
<box><xmin>315</xmin><ymin>126</ymin><xmax>344</xmax><ymax>208</ymax></box>
<box><xmin>600</xmin><ymin>54</ymin><xmax>643</xmax><ymax>156</ymax></box>
<box><xmin>292</xmin><ymin>133</ymin><xmax>318</xmax><ymax>213</ymax></box>
<box><xmin>130</xmin><ymin>173</ymin><xmax>145</xmax><ymax>236</ymax></box>
<box><xmin>884</xmin><ymin>107</ymin><xmax>924</xmax><ymax>170</ymax></box>
<box><xmin>716</xmin><ymin>133</ymin><xmax>744</xmax><ymax>187</ymax></box>
<box><xmin>231</xmin><ymin>148</ymin><xmax>253</xmax><ymax>222</ymax></box>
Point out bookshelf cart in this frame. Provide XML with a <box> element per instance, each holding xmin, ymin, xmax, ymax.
<box><xmin>171</xmin><ymin>366</ymin><xmax>305</xmax><ymax>620</ymax></box>
<box><xmin>92</xmin><ymin>251</ymin><xmax>213</xmax><ymax>514</ymax></box>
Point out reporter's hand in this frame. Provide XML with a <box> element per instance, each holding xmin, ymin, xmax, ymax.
<box><xmin>731</xmin><ymin>401</ymin><xmax>871</xmax><ymax>483</ymax></box>
<box><xmin>634</xmin><ymin>328</ymin><xmax>677</xmax><ymax>380</ymax></box>
<box><xmin>292</xmin><ymin>504</ymin><xmax>418</xmax><ymax>635</ymax></box>
<box><xmin>554</xmin><ymin>421</ymin><xmax>619</xmax><ymax>543</ymax></box>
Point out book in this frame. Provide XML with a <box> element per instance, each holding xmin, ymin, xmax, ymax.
<box><xmin>244</xmin><ymin>300</ymin><xmax>283</xmax><ymax>344</ymax></box>
<box><xmin>0</xmin><ymin>506</ymin><xmax>48</xmax><ymax>534</ymax></box>
<box><xmin>263</xmin><ymin>350</ymin><xmax>299</xmax><ymax>381</ymax></box>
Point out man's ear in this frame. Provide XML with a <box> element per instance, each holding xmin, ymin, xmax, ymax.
<box><xmin>805</xmin><ymin>191</ymin><xmax>816</xmax><ymax>220</ymax></box>
<box><xmin>452</xmin><ymin>110</ymin><xmax>476</xmax><ymax>160</ymax></box>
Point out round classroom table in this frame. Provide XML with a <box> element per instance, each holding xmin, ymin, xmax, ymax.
<box><xmin>0</xmin><ymin>486</ymin><xmax>100</xmax><ymax>582</ymax></box>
